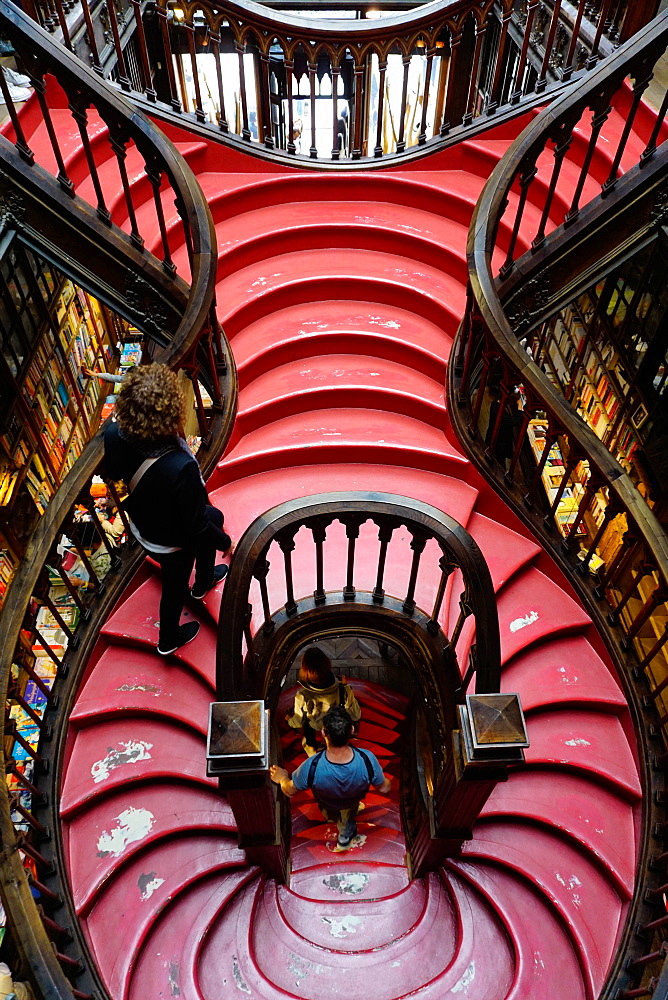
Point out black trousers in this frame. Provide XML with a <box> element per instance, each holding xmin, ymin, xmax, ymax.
<box><xmin>151</xmin><ymin>506</ymin><xmax>230</xmax><ymax>648</ymax></box>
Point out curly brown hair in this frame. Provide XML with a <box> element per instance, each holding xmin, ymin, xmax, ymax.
<box><xmin>115</xmin><ymin>364</ymin><xmax>185</xmax><ymax>443</ymax></box>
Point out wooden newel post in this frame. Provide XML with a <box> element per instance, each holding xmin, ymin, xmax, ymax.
<box><xmin>434</xmin><ymin>693</ymin><xmax>529</xmax><ymax>852</ymax></box>
<box><xmin>207</xmin><ymin>701</ymin><xmax>290</xmax><ymax>883</ymax></box>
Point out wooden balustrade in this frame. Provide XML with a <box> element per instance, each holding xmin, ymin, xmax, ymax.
<box><xmin>17</xmin><ymin>0</ymin><xmax>659</xmax><ymax>162</ymax></box>
<box><xmin>216</xmin><ymin>491</ymin><xmax>500</xmax><ymax>702</ymax></box>
<box><xmin>450</xmin><ymin>9</ymin><xmax>668</xmax><ymax>999</ymax></box>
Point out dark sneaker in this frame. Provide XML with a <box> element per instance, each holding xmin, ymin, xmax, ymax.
<box><xmin>157</xmin><ymin>621</ymin><xmax>200</xmax><ymax>656</ymax></box>
<box><xmin>190</xmin><ymin>563</ymin><xmax>228</xmax><ymax>600</ymax></box>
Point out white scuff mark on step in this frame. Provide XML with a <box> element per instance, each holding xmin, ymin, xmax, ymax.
<box><xmin>556</xmin><ymin>873</ymin><xmax>583</xmax><ymax>905</ymax></box>
<box><xmin>391</xmin><ymin>961</ymin><xmax>401</xmax><ymax>968</ymax></box>
<box><xmin>557</xmin><ymin>665</ymin><xmax>578</xmax><ymax>683</ymax></box>
<box><xmin>321</xmin><ymin>914</ymin><xmax>362</xmax><ymax>938</ymax></box>
<box><xmin>368</xmin><ymin>316</ymin><xmax>400</xmax><ymax>329</ymax></box>
<box><xmin>533</xmin><ymin>951</ymin><xmax>545</xmax><ymax>974</ymax></box>
<box><xmin>232</xmin><ymin>956</ymin><xmax>251</xmax><ymax>994</ymax></box>
<box><xmin>322</xmin><ymin>872</ymin><xmax>370</xmax><ymax>894</ymax></box>
<box><xmin>287</xmin><ymin>954</ymin><xmax>323</xmax><ymax>988</ymax></box>
<box><xmin>91</xmin><ymin>740</ymin><xmax>153</xmax><ymax>783</ymax></box>
<box><xmin>168</xmin><ymin>960</ymin><xmax>180</xmax><ymax>997</ymax></box>
<box><xmin>138</xmin><ymin>870</ymin><xmax>165</xmax><ymax>900</ymax></box>
<box><xmin>117</xmin><ymin>683</ymin><xmax>162</xmax><ymax>695</ymax></box>
<box><xmin>451</xmin><ymin>962</ymin><xmax>475</xmax><ymax>993</ymax></box>
<box><xmin>96</xmin><ymin>806</ymin><xmax>154</xmax><ymax>857</ymax></box>
<box><xmin>565</xmin><ymin>738</ymin><xmax>591</xmax><ymax>747</ymax></box>
<box><xmin>250</xmin><ymin>276</ymin><xmax>267</xmax><ymax>287</ymax></box>
<box><xmin>509</xmin><ymin>610</ymin><xmax>539</xmax><ymax>633</ymax></box>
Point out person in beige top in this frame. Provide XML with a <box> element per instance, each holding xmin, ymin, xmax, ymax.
<box><xmin>287</xmin><ymin>647</ymin><xmax>362</xmax><ymax>757</ymax></box>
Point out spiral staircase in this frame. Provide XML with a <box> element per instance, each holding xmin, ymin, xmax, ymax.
<box><xmin>0</xmin><ymin>74</ymin><xmax>639</xmax><ymax>998</ymax></box>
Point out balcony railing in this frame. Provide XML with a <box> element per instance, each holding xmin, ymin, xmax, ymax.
<box><xmin>450</xmin><ymin>10</ymin><xmax>668</xmax><ymax>999</ymax></box>
<box><xmin>0</xmin><ymin>2</ymin><xmax>236</xmax><ymax>996</ymax></box>
<box><xmin>13</xmin><ymin>0</ymin><xmax>662</xmax><ymax>162</ymax></box>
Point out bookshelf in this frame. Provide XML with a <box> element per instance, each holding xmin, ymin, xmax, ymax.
<box><xmin>526</xmin><ymin>419</ymin><xmax>586</xmax><ymax>538</ymax></box>
<box><xmin>0</xmin><ymin>242</ymin><xmax>120</xmax><ymax>605</ymax></box>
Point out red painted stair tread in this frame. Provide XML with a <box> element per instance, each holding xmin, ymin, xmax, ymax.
<box><xmin>495</xmin><ymin>567</ymin><xmax>593</xmax><ymax>662</ymax></box>
<box><xmin>216</xmin><ymin>408</ymin><xmax>468</xmax><ymax>489</ymax></box>
<box><xmin>127</xmin><ymin>868</ymin><xmax>259</xmax><ymax>1000</ymax></box>
<box><xmin>214</xmin><ymin>201</ymin><xmax>470</xmax><ymax>279</ymax></box>
<box><xmin>235</xmin><ymin>354</ymin><xmax>446</xmax><ymax>434</ymax></box>
<box><xmin>101</xmin><ymin>574</ymin><xmax>217</xmax><ymax>685</ymax></box>
<box><xmin>501</xmin><ymin>635</ymin><xmax>628</xmax><ymax>713</ymax></box>
<box><xmin>84</xmin><ymin>834</ymin><xmax>245</xmax><ymax>998</ymax></box>
<box><xmin>459</xmin><ymin>823</ymin><xmax>627</xmax><ymax>995</ymax></box>
<box><xmin>61</xmin><ymin>718</ymin><xmax>215</xmax><ymax>812</ymax></box>
<box><xmin>447</xmin><ymin>860</ymin><xmax>588</xmax><ymax>1000</ymax></box>
<box><xmin>465</xmin><ymin>510</ymin><xmax>541</xmax><ymax>592</ymax></box>
<box><xmin>275</xmin><ymin>876</ymin><xmax>426</xmax><ymax>950</ymax></box>
<box><xmin>288</xmin><ymin>862</ymin><xmax>409</xmax><ymax>901</ymax></box>
<box><xmin>197</xmin><ymin>168</ymin><xmax>485</xmax><ymax>228</ymax></box>
<box><xmin>479</xmin><ymin>769</ymin><xmax>636</xmax><ymax>895</ymax></box>
<box><xmin>209</xmin><ymin>465</ymin><xmax>478</xmax><ymax>548</ymax></box>
<box><xmin>249</xmin><ymin>872</ymin><xmax>456</xmax><ymax>1000</ymax></box>
<box><xmin>231</xmin><ymin>301</ymin><xmax>451</xmax><ymax>384</ymax></box>
<box><xmin>524</xmin><ymin>710</ymin><xmax>641</xmax><ymax>798</ymax></box>
<box><xmin>68</xmin><ymin>646</ymin><xmax>215</xmax><ymax>725</ymax></box>
<box><xmin>64</xmin><ymin>784</ymin><xmax>235</xmax><ymax>912</ymax></box>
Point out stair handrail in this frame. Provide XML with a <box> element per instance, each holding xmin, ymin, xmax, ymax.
<box><xmin>451</xmin><ymin>11</ymin><xmax>668</xmax><ymax>999</ymax></box>
<box><xmin>0</xmin><ymin>4</ymin><xmax>237</xmax><ymax>997</ymax></box>
<box><xmin>461</xmin><ymin>8</ymin><xmax>668</xmax><ymax>659</ymax></box>
<box><xmin>41</xmin><ymin>0</ymin><xmax>659</xmax><ymax>162</ymax></box>
<box><xmin>1</xmin><ymin>0</ymin><xmax>220</xmax><ymax>369</ymax></box>
<box><xmin>217</xmin><ymin>491</ymin><xmax>500</xmax><ymax>700</ymax></box>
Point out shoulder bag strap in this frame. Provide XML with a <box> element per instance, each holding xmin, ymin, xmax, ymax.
<box><xmin>355</xmin><ymin>747</ymin><xmax>375</xmax><ymax>784</ymax></box>
<box><xmin>307</xmin><ymin>750</ymin><xmax>325</xmax><ymax>790</ymax></box>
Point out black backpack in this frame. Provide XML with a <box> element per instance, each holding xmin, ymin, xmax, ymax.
<box><xmin>306</xmin><ymin>746</ymin><xmax>375</xmax><ymax>790</ymax></box>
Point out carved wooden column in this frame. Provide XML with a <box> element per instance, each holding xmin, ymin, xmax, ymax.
<box><xmin>411</xmin><ymin>693</ymin><xmax>528</xmax><ymax>874</ymax></box>
<box><xmin>208</xmin><ymin>701</ymin><xmax>290</xmax><ymax>883</ymax></box>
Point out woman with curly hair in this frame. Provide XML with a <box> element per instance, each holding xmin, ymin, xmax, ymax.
<box><xmin>104</xmin><ymin>363</ymin><xmax>231</xmax><ymax>655</ymax></box>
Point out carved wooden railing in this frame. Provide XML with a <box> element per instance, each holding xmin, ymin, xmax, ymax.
<box><xmin>17</xmin><ymin>0</ymin><xmax>661</xmax><ymax>162</ymax></box>
<box><xmin>216</xmin><ymin>491</ymin><xmax>507</xmax><ymax>879</ymax></box>
<box><xmin>0</xmin><ymin>3</ymin><xmax>236</xmax><ymax>997</ymax></box>
<box><xmin>450</xmin><ymin>11</ymin><xmax>668</xmax><ymax>999</ymax></box>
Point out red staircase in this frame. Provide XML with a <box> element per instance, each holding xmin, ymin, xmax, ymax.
<box><xmin>15</xmin><ymin>95</ymin><xmax>649</xmax><ymax>999</ymax></box>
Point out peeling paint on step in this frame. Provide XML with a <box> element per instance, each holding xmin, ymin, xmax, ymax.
<box><xmin>97</xmin><ymin>806</ymin><xmax>154</xmax><ymax>857</ymax></box>
<box><xmin>117</xmin><ymin>683</ymin><xmax>162</xmax><ymax>695</ymax></box>
<box><xmin>509</xmin><ymin>611</ymin><xmax>539</xmax><ymax>633</ymax></box>
<box><xmin>322</xmin><ymin>872</ymin><xmax>369</xmax><ymax>895</ymax></box>
<box><xmin>138</xmin><ymin>870</ymin><xmax>165</xmax><ymax>900</ymax></box>
<box><xmin>321</xmin><ymin>914</ymin><xmax>362</xmax><ymax>937</ymax></box>
<box><xmin>564</xmin><ymin>738</ymin><xmax>591</xmax><ymax>747</ymax></box>
<box><xmin>232</xmin><ymin>956</ymin><xmax>251</xmax><ymax>994</ymax></box>
<box><xmin>91</xmin><ymin>740</ymin><xmax>153</xmax><ymax>783</ymax></box>
<box><xmin>287</xmin><ymin>954</ymin><xmax>323</xmax><ymax>988</ymax></box>
<box><xmin>168</xmin><ymin>960</ymin><xmax>180</xmax><ymax>997</ymax></box>
<box><xmin>451</xmin><ymin>961</ymin><xmax>475</xmax><ymax>993</ymax></box>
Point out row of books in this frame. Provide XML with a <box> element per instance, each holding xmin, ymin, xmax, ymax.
<box><xmin>0</xmin><ymin>550</ymin><xmax>14</xmax><ymax>602</ymax></box>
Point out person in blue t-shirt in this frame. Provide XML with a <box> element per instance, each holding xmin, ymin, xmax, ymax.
<box><xmin>270</xmin><ymin>706</ymin><xmax>390</xmax><ymax>850</ymax></box>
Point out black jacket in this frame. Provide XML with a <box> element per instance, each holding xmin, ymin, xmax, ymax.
<box><xmin>104</xmin><ymin>422</ymin><xmax>227</xmax><ymax>550</ymax></box>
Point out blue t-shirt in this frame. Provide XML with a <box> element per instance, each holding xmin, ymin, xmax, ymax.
<box><xmin>292</xmin><ymin>747</ymin><xmax>385</xmax><ymax>810</ymax></box>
